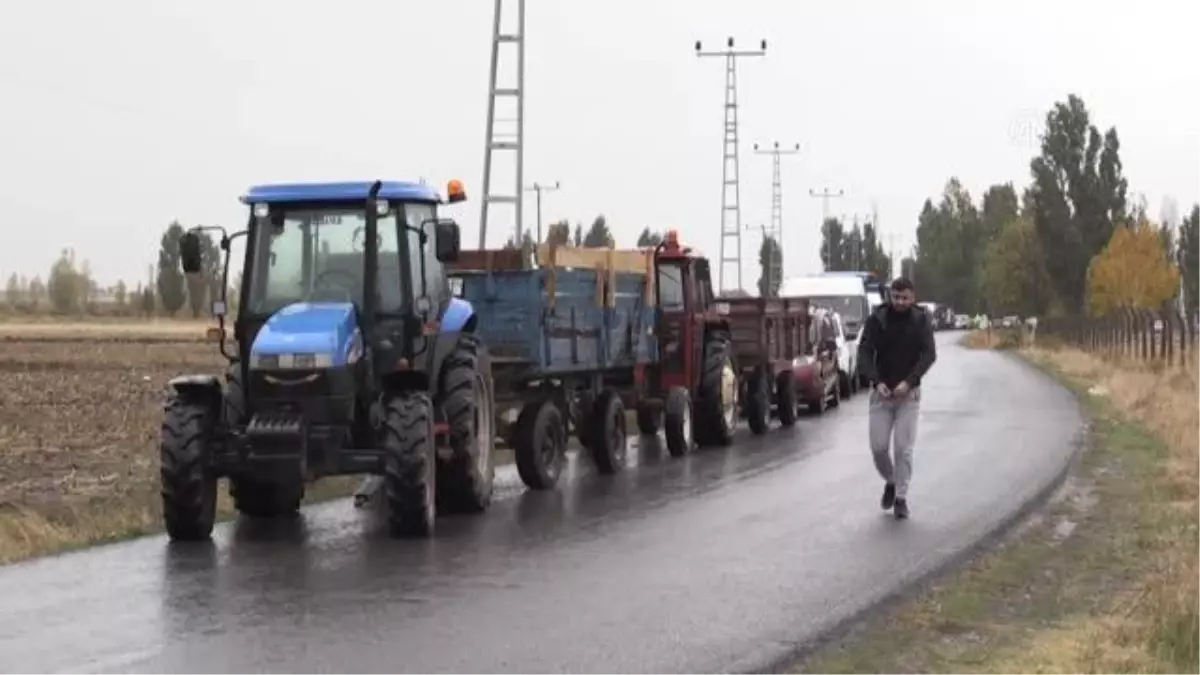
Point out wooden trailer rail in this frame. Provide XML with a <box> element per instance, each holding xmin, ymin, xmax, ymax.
<box><xmin>721</xmin><ymin>296</ymin><xmax>811</xmax><ymax>370</ymax></box>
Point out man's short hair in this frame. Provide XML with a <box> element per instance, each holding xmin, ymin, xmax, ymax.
<box><xmin>890</xmin><ymin>277</ymin><xmax>915</xmax><ymax>292</ymax></box>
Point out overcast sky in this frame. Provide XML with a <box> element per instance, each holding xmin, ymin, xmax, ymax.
<box><xmin>1</xmin><ymin>0</ymin><xmax>1197</xmax><ymax>292</ymax></box>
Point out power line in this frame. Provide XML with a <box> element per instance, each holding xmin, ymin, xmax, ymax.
<box><xmin>809</xmin><ymin>187</ymin><xmax>844</xmax><ymax>271</ymax></box>
<box><xmin>753</xmin><ymin>141</ymin><xmax>800</xmax><ymax>294</ymax></box>
<box><xmin>524</xmin><ymin>180</ymin><xmax>561</xmax><ymax>245</ymax></box>
<box><xmin>696</xmin><ymin>36</ymin><xmax>767</xmax><ymax>294</ymax></box>
<box><xmin>479</xmin><ymin>0</ymin><xmax>526</xmax><ymax>249</ymax></box>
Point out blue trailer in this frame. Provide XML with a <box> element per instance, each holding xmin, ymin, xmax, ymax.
<box><xmin>447</xmin><ymin>247</ymin><xmax>659</xmax><ymax>488</ymax></box>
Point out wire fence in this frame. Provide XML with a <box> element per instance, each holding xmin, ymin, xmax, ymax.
<box><xmin>1038</xmin><ymin>308</ymin><xmax>1200</xmax><ymax>368</ymax></box>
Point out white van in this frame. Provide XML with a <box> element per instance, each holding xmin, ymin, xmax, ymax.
<box><xmin>781</xmin><ymin>274</ymin><xmax>878</xmax><ymax>389</ymax></box>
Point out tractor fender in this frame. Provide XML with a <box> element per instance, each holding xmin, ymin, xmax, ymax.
<box><xmin>167</xmin><ymin>374</ymin><xmax>223</xmax><ymax>408</ymax></box>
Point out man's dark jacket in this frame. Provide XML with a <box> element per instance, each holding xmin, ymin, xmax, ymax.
<box><xmin>856</xmin><ymin>304</ymin><xmax>937</xmax><ymax>389</ymax></box>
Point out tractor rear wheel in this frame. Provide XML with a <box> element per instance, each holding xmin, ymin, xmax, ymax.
<box><xmin>745</xmin><ymin>368</ymin><xmax>770</xmax><ymax>436</ymax></box>
<box><xmin>514</xmin><ymin>398</ymin><xmax>567</xmax><ymax>490</ymax></box>
<box><xmin>160</xmin><ymin>397</ymin><xmax>218</xmax><ymax>541</ymax></box>
<box><xmin>663</xmin><ymin>386</ymin><xmax>693</xmax><ymax>457</ymax></box>
<box><xmin>436</xmin><ymin>334</ymin><xmax>496</xmax><ymax>514</ymax></box>
<box><xmin>776</xmin><ymin>370</ymin><xmax>798</xmax><ymax>427</ymax></box>
<box><xmin>380</xmin><ymin>392</ymin><xmax>437</xmax><ymax>538</ymax></box>
<box><xmin>695</xmin><ymin>334</ymin><xmax>737</xmax><ymax>447</ymax></box>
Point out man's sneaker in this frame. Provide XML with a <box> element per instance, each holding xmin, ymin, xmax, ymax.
<box><xmin>881</xmin><ymin>483</ymin><xmax>896</xmax><ymax>510</ymax></box>
<box><xmin>894</xmin><ymin>498</ymin><xmax>909</xmax><ymax>519</ymax></box>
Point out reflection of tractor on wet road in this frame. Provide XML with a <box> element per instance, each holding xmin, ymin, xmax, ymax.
<box><xmin>444</xmin><ymin>231</ymin><xmax>742</xmax><ymax>490</ymax></box>
<box><xmin>161</xmin><ymin>179</ymin><xmax>495</xmax><ymax>541</ymax></box>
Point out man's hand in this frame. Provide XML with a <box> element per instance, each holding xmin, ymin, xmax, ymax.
<box><xmin>875</xmin><ymin>383</ymin><xmax>892</xmax><ymax>398</ymax></box>
<box><xmin>893</xmin><ymin>381</ymin><xmax>911</xmax><ymax>397</ymax></box>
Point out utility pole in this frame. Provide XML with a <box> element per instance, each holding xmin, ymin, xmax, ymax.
<box><xmin>524</xmin><ymin>180</ymin><xmax>560</xmax><ymax>245</ymax></box>
<box><xmin>696</xmin><ymin>36</ymin><xmax>767</xmax><ymax>295</ymax></box>
<box><xmin>810</xmin><ymin>187</ymin><xmax>844</xmax><ymax>271</ymax></box>
<box><xmin>753</xmin><ymin>141</ymin><xmax>800</xmax><ymax>295</ymax></box>
<box><xmin>479</xmin><ymin>0</ymin><xmax>526</xmax><ymax>250</ymax></box>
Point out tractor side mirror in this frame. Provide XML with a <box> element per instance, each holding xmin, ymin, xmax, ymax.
<box><xmin>180</xmin><ymin>232</ymin><xmax>203</xmax><ymax>274</ymax></box>
<box><xmin>434</xmin><ymin>219</ymin><xmax>461</xmax><ymax>262</ymax></box>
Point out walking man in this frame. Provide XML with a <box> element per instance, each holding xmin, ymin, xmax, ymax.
<box><xmin>856</xmin><ymin>277</ymin><xmax>937</xmax><ymax>519</ymax></box>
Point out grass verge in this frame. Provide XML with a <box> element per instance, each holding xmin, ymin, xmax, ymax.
<box><xmin>787</xmin><ymin>340</ymin><xmax>1198</xmax><ymax>673</ymax></box>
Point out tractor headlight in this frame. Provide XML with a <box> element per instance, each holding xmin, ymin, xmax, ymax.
<box><xmin>250</xmin><ymin>352</ymin><xmax>333</xmax><ymax>369</ymax></box>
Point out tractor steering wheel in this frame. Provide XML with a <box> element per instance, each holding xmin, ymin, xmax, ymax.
<box><xmin>310</xmin><ymin>268</ymin><xmax>359</xmax><ymax>302</ymax></box>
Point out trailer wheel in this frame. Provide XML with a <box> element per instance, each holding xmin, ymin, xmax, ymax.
<box><xmin>663</xmin><ymin>387</ymin><xmax>693</xmax><ymax>457</ymax></box>
<box><xmin>838</xmin><ymin>370</ymin><xmax>853</xmax><ymax>400</ymax></box>
<box><xmin>695</xmin><ymin>335</ymin><xmax>737</xmax><ymax>447</ymax></box>
<box><xmin>436</xmin><ymin>334</ymin><xmax>496</xmax><ymax>514</ymax></box>
<box><xmin>160</xmin><ymin>397</ymin><xmax>218</xmax><ymax>541</ymax></box>
<box><xmin>635</xmin><ymin>403</ymin><xmax>661</xmax><ymax>436</ymax></box>
<box><xmin>380</xmin><ymin>392</ymin><xmax>436</xmax><ymax>538</ymax></box>
<box><xmin>588</xmin><ymin>390</ymin><xmax>628</xmax><ymax>474</ymax></box>
<box><xmin>746</xmin><ymin>368</ymin><xmax>770</xmax><ymax>435</ymax></box>
<box><xmin>776</xmin><ymin>370</ymin><xmax>797</xmax><ymax>427</ymax></box>
<box><xmin>514</xmin><ymin>398</ymin><xmax>566</xmax><ymax>490</ymax></box>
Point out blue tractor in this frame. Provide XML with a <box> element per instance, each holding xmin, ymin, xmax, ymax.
<box><xmin>164</xmin><ymin>179</ymin><xmax>494</xmax><ymax>540</ymax></box>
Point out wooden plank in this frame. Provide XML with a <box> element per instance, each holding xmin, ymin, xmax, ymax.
<box><xmin>536</xmin><ymin>244</ymin><xmax>653</xmax><ymax>276</ymax></box>
<box><xmin>445</xmin><ymin>248</ymin><xmax>528</xmax><ymax>273</ymax></box>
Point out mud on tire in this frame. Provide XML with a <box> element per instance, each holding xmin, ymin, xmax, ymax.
<box><xmin>380</xmin><ymin>392</ymin><xmax>437</xmax><ymax>538</ymax></box>
<box><xmin>436</xmin><ymin>334</ymin><xmax>495</xmax><ymax>514</ymax></box>
<box><xmin>160</xmin><ymin>397</ymin><xmax>218</xmax><ymax>541</ymax></box>
<box><xmin>695</xmin><ymin>334</ymin><xmax>737</xmax><ymax>447</ymax></box>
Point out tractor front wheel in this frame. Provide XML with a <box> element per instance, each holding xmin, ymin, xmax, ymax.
<box><xmin>663</xmin><ymin>387</ymin><xmax>693</xmax><ymax>457</ymax></box>
<box><xmin>160</xmin><ymin>397</ymin><xmax>218</xmax><ymax>541</ymax></box>
<box><xmin>436</xmin><ymin>334</ymin><xmax>496</xmax><ymax>514</ymax></box>
<box><xmin>380</xmin><ymin>392</ymin><xmax>437</xmax><ymax>538</ymax></box>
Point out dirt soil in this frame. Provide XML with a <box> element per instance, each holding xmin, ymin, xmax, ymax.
<box><xmin>0</xmin><ymin>326</ymin><xmax>358</xmax><ymax>564</ymax></box>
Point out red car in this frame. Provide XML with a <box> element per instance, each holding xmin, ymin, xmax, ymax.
<box><xmin>790</xmin><ymin>309</ymin><xmax>841</xmax><ymax>415</ymax></box>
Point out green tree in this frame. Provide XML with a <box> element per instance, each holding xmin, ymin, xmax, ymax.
<box><xmin>981</xmin><ymin>183</ymin><xmax>1020</xmax><ymax>243</ymax></box>
<box><xmin>915</xmin><ymin>178</ymin><xmax>983</xmax><ymax>312</ymax></box>
<box><xmin>843</xmin><ymin>223</ymin><xmax>864</xmax><ymax>271</ymax></box>
<box><xmin>5</xmin><ymin>273</ymin><xmax>18</xmax><ymax>308</ymax></box>
<box><xmin>47</xmin><ymin>248</ymin><xmax>82</xmax><ymax>314</ymax></box>
<box><xmin>1028</xmin><ymin>94</ymin><xmax>1128</xmax><ymax>312</ymax></box>
<box><xmin>583</xmin><ymin>215</ymin><xmax>614</xmax><ymax>248</ymax></box>
<box><xmin>140</xmin><ymin>285</ymin><xmax>156</xmax><ymax>316</ymax></box>
<box><xmin>114</xmin><ymin>280</ymin><xmax>128</xmax><ymax>308</ymax></box>
<box><xmin>860</xmin><ymin>221</ymin><xmax>891</xmax><ymax>276</ymax></box>
<box><xmin>1176</xmin><ymin>205</ymin><xmax>1198</xmax><ymax>316</ymax></box>
<box><xmin>545</xmin><ymin>220</ymin><xmax>571</xmax><ymax>247</ymax></box>
<box><xmin>185</xmin><ymin>231</ymin><xmax>221</xmax><ymax>318</ymax></box>
<box><xmin>636</xmin><ymin>228</ymin><xmax>663</xmax><ymax>247</ymax></box>
<box><xmin>819</xmin><ymin>217</ymin><xmax>846</xmax><ymax>271</ymax></box>
<box><xmin>981</xmin><ymin>217</ymin><xmax>1053</xmax><ymax>317</ymax></box>
<box><xmin>900</xmin><ymin>255</ymin><xmax>916</xmax><ymax>282</ymax></box>
<box><xmin>28</xmin><ymin>276</ymin><xmax>45</xmax><ymax>310</ymax></box>
<box><xmin>757</xmin><ymin>235</ymin><xmax>783</xmax><ymax>298</ymax></box>
<box><xmin>573</xmin><ymin>223</ymin><xmax>583</xmax><ymax>247</ymax></box>
<box><xmin>157</xmin><ymin>221</ymin><xmax>188</xmax><ymax>315</ymax></box>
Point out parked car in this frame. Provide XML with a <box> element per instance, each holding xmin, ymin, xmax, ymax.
<box><xmin>791</xmin><ymin>307</ymin><xmax>842</xmax><ymax>414</ymax></box>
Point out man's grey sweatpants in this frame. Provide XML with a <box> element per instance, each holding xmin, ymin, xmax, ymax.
<box><xmin>868</xmin><ymin>388</ymin><xmax>921</xmax><ymax>499</ymax></box>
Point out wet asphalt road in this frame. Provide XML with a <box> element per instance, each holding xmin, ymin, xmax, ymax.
<box><xmin>0</xmin><ymin>335</ymin><xmax>1081</xmax><ymax>674</ymax></box>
